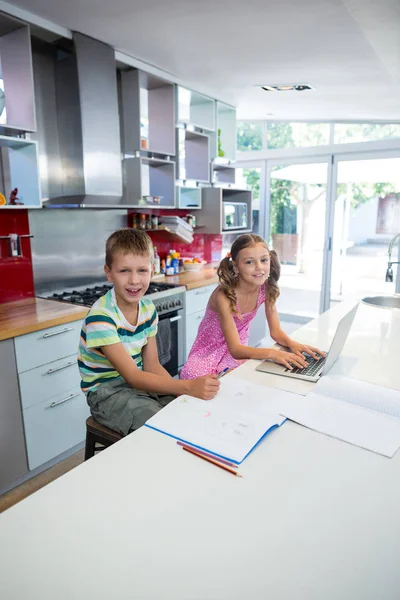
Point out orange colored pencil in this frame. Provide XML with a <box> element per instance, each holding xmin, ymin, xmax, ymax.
<box><xmin>181</xmin><ymin>444</ymin><xmax>243</xmax><ymax>477</ymax></box>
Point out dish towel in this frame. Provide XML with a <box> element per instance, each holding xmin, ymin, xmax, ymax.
<box><xmin>156</xmin><ymin>318</ymin><xmax>172</xmax><ymax>365</ymax></box>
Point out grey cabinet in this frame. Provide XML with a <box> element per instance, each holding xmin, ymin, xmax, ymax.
<box><xmin>0</xmin><ymin>12</ymin><xmax>36</xmax><ymax>132</ymax></box>
<box><xmin>0</xmin><ymin>339</ymin><xmax>28</xmax><ymax>491</ymax></box>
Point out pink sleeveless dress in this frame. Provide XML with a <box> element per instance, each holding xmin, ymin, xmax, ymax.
<box><xmin>180</xmin><ymin>285</ymin><xmax>266</xmax><ymax>379</ymax></box>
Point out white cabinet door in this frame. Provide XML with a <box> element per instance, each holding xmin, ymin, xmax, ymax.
<box><xmin>23</xmin><ymin>386</ymin><xmax>89</xmax><ymax>471</ymax></box>
<box><xmin>185</xmin><ymin>310</ymin><xmax>206</xmax><ymax>358</ymax></box>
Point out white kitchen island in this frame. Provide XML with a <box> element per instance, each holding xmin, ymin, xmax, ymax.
<box><xmin>0</xmin><ymin>300</ymin><xmax>400</xmax><ymax>600</ymax></box>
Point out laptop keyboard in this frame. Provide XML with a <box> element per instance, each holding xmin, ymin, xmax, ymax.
<box><xmin>285</xmin><ymin>353</ymin><xmax>327</xmax><ymax>376</ymax></box>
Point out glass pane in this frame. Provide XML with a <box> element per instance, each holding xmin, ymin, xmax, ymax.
<box><xmin>267</xmin><ymin>122</ymin><xmax>330</xmax><ymax>149</ymax></box>
<box><xmin>269</xmin><ymin>162</ymin><xmax>329</xmax><ymax>319</ymax></box>
<box><xmin>334</xmin><ymin>123</ymin><xmax>400</xmax><ymax>144</ymax></box>
<box><xmin>236</xmin><ymin>167</ymin><xmax>261</xmax><ymax>234</ymax></box>
<box><xmin>237</xmin><ymin>121</ymin><xmax>263</xmax><ymax>151</ymax></box>
<box><xmin>330</xmin><ymin>157</ymin><xmax>400</xmax><ymax>306</ymax></box>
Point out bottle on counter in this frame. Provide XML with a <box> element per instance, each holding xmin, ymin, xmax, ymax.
<box><xmin>138</xmin><ymin>214</ymin><xmax>147</xmax><ymax>230</ymax></box>
<box><xmin>171</xmin><ymin>251</ymin><xmax>180</xmax><ymax>274</ymax></box>
<box><xmin>153</xmin><ymin>247</ymin><xmax>160</xmax><ymax>275</ymax></box>
<box><xmin>151</xmin><ymin>214</ymin><xmax>159</xmax><ymax>230</ymax></box>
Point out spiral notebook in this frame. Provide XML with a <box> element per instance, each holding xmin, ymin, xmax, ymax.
<box><xmin>145</xmin><ymin>377</ymin><xmax>299</xmax><ymax>464</ymax></box>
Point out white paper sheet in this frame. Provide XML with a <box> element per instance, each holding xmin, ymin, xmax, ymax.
<box><xmin>280</xmin><ymin>375</ymin><xmax>400</xmax><ymax>457</ymax></box>
<box><xmin>145</xmin><ymin>377</ymin><xmax>300</xmax><ymax>464</ymax></box>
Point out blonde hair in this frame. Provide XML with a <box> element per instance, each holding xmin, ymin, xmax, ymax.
<box><xmin>217</xmin><ymin>233</ymin><xmax>280</xmax><ymax>314</ymax></box>
<box><xmin>105</xmin><ymin>228</ymin><xmax>154</xmax><ymax>268</ymax></box>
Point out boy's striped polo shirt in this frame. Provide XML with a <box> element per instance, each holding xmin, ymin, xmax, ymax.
<box><xmin>78</xmin><ymin>288</ymin><xmax>158</xmax><ymax>394</ymax></box>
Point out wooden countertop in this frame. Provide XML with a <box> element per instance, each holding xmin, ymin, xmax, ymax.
<box><xmin>153</xmin><ymin>267</ymin><xmax>219</xmax><ymax>290</ymax></box>
<box><xmin>0</xmin><ymin>298</ymin><xmax>89</xmax><ymax>341</ymax></box>
<box><xmin>0</xmin><ymin>270</ymin><xmax>219</xmax><ymax>341</ymax></box>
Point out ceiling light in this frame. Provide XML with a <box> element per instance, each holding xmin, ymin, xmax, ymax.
<box><xmin>260</xmin><ymin>84</ymin><xmax>314</xmax><ymax>92</ymax></box>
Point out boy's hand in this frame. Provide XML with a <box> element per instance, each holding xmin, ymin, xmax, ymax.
<box><xmin>187</xmin><ymin>375</ymin><xmax>220</xmax><ymax>400</ymax></box>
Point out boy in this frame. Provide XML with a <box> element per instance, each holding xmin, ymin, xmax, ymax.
<box><xmin>78</xmin><ymin>228</ymin><xmax>219</xmax><ymax>436</ymax></box>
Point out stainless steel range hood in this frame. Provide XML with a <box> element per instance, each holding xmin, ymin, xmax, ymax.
<box><xmin>43</xmin><ymin>33</ymin><xmax>124</xmax><ymax>208</ymax></box>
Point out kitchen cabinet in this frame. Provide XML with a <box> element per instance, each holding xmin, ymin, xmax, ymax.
<box><xmin>0</xmin><ymin>135</ymin><xmax>41</xmax><ymax>208</ymax></box>
<box><xmin>185</xmin><ymin>284</ymin><xmax>217</xmax><ymax>361</ymax></box>
<box><xmin>176</xmin><ymin>87</ymin><xmax>215</xmax><ymax>131</ymax></box>
<box><xmin>176</xmin><ymin>186</ymin><xmax>202</xmax><ymax>209</ymax></box>
<box><xmin>0</xmin><ymin>338</ymin><xmax>28</xmax><ymax>491</ymax></box>
<box><xmin>195</xmin><ymin>188</ymin><xmax>252</xmax><ymax>234</ymax></box>
<box><xmin>210</xmin><ymin>101</ymin><xmax>236</xmax><ymax>162</ymax></box>
<box><xmin>14</xmin><ymin>319</ymin><xmax>89</xmax><ymax>471</ymax></box>
<box><xmin>120</xmin><ymin>69</ymin><xmax>175</xmax><ymax>156</ymax></box>
<box><xmin>176</xmin><ymin>128</ymin><xmax>210</xmax><ymax>183</ymax></box>
<box><xmin>0</xmin><ymin>12</ymin><xmax>36</xmax><ymax>132</ymax></box>
<box><xmin>123</xmin><ymin>156</ymin><xmax>176</xmax><ymax>208</ymax></box>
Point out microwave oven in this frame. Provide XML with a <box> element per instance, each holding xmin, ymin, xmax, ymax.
<box><xmin>222</xmin><ymin>202</ymin><xmax>249</xmax><ymax>231</ymax></box>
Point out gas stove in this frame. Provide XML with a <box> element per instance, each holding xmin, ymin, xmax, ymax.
<box><xmin>46</xmin><ymin>281</ymin><xmax>186</xmax><ymax>316</ymax></box>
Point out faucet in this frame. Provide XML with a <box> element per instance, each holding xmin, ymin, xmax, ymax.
<box><xmin>385</xmin><ymin>233</ymin><xmax>400</xmax><ymax>283</ymax></box>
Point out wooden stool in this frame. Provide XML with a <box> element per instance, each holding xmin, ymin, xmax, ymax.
<box><xmin>85</xmin><ymin>416</ymin><xmax>123</xmax><ymax>460</ymax></box>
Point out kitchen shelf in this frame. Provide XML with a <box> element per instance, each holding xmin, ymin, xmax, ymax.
<box><xmin>176</xmin><ymin>129</ymin><xmax>209</xmax><ymax>183</ymax></box>
<box><xmin>123</xmin><ymin>156</ymin><xmax>176</xmax><ymax>207</ymax></box>
<box><xmin>195</xmin><ymin>188</ymin><xmax>252</xmax><ymax>234</ymax></box>
<box><xmin>177</xmin><ymin>86</ymin><xmax>215</xmax><ymax>132</ymax></box>
<box><xmin>0</xmin><ymin>13</ymin><xmax>36</xmax><ymax>133</ymax></box>
<box><xmin>176</xmin><ymin>186</ymin><xmax>202</xmax><ymax>209</ymax></box>
<box><xmin>212</xmin><ymin>164</ymin><xmax>236</xmax><ymax>185</ymax></box>
<box><xmin>0</xmin><ymin>136</ymin><xmax>41</xmax><ymax>208</ymax></box>
<box><xmin>210</xmin><ymin>101</ymin><xmax>236</xmax><ymax>162</ymax></box>
<box><xmin>120</xmin><ymin>69</ymin><xmax>175</xmax><ymax>156</ymax></box>
<box><xmin>143</xmin><ymin>226</ymin><xmax>192</xmax><ymax>244</ymax></box>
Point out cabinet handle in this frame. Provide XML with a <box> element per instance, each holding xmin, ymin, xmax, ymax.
<box><xmin>197</xmin><ymin>314</ymin><xmax>203</xmax><ymax>320</ymax></box>
<box><xmin>42</xmin><ymin>327</ymin><xmax>74</xmax><ymax>339</ymax></box>
<box><xmin>195</xmin><ymin>289</ymin><xmax>209</xmax><ymax>295</ymax></box>
<box><xmin>45</xmin><ymin>361</ymin><xmax>75</xmax><ymax>375</ymax></box>
<box><xmin>49</xmin><ymin>392</ymin><xmax>80</xmax><ymax>408</ymax></box>
<box><xmin>170</xmin><ymin>315</ymin><xmax>182</xmax><ymax>323</ymax></box>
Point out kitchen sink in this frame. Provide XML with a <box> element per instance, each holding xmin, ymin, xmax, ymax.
<box><xmin>362</xmin><ymin>295</ymin><xmax>400</xmax><ymax>309</ymax></box>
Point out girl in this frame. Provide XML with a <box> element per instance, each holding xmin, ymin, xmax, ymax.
<box><xmin>180</xmin><ymin>233</ymin><xmax>325</xmax><ymax>379</ymax></box>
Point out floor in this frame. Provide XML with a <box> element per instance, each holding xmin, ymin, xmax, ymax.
<box><xmin>0</xmin><ymin>320</ymin><xmax>301</xmax><ymax>515</ymax></box>
<box><xmin>0</xmin><ymin>449</ymin><xmax>85</xmax><ymax>515</ymax></box>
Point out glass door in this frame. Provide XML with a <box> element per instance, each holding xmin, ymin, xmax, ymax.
<box><xmin>329</xmin><ymin>154</ymin><xmax>400</xmax><ymax>307</ymax></box>
<box><xmin>267</xmin><ymin>158</ymin><xmax>331</xmax><ymax>321</ymax></box>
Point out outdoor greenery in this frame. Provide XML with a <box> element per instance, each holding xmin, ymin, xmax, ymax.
<box><xmin>237</xmin><ymin>121</ymin><xmax>262</xmax><ymax>151</ymax></box>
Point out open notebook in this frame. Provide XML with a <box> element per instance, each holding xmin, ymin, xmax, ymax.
<box><xmin>145</xmin><ymin>377</ymin><xmax>300</xmax><ymax>464</ymax></box>
<box><xmin>279</xmin><ymin>374</ymin><xmax>400</xmax><ymax>457</ymax></box>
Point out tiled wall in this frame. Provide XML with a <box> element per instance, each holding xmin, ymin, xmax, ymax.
<box><xmin>0</xmin><ymin>210</ymin><xmax>35</xmax><ymax>303</ymax></box>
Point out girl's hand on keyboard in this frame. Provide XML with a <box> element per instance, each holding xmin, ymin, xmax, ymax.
<box><xmin>288</xmin><ymin>341</ymin><xmax>326</xmax><ymax>361</ymax></box>
<box><xmin>267</xmin><ymin>349</ymin><xmax>308</xmax><ymax>370</ymax></box>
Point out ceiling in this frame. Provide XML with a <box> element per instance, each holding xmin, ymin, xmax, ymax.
<box><xmin>7</xmin><ymin>0</ymin><xmax>400</xmax><ymax>121</ymax></box>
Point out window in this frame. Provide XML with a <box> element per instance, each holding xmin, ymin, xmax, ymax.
<box><xmin>267</xmin><ymin>122</ymin><xmax>330</xmax><ymax>149</ymax></box>
<box><xmin>334</xmin><ymin>123</ymin><xmax>400</xmax><ymax>144</ymax></box>
<box><xmin>237</xmin><ymin>121</ymin><xmax>263</xmax><ymax>151</ymax></box>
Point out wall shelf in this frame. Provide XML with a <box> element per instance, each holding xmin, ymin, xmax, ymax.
<box><xmin>176</xmin><ymin>128</ymin><xmax>209</xmax><ymax>182</ymax></box>
<box><xmin>195</xmin><ymin>188</ymin><xmax>252</xmax><ymax>234</ymax></box>
<box><xmin>0</xmin><ymin>13</ymin><xmax>36</xmax><ymax>133</ymax></box>
<box><xmin>0</xmin><ymin>136</ymin><xmax>41</xmax><ymax>208</ymax></box>
<box><xmin>212</xmin><ymin>164</ymin><xmax>236</xmax><ymax>185</ymax></box>
<box><xmin>120</xmin><ymin>69</ymin><xmax>175</xmax><ymax>156</ymax></box>
<box><xmin>176</xmin><ymin>186</ymin><xmax>202</xmax><ymax>209</ymax></box>
<box><xmin>177</xmin><ymin>86</ymin><xmax>215</xmax><ymax>131</ymax></box>
<box><xmin>210</xmin><ymin>101</ymin><xmax>236</xmax><ymax>162</ymax></box>
<box><xmin>123</xmin><ymin>156</ymin><xmax>176</xmax><ymax>207</ymax></box>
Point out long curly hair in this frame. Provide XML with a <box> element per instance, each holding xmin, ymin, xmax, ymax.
<box><xmin>217</xmin><ymin>234</ymin><xmax>280</xmax><ymax>314</ymax></box>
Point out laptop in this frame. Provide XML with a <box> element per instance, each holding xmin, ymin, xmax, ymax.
<box><xmin>255</xmin><ymin>304</ymin><xmax>359</xmax><ymax>382</ymax></box>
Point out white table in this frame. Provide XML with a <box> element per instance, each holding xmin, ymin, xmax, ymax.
<box><xmin>1</xmin><ymin>300</ymin><xmax>400</xmax><ymax>600</ymax></box>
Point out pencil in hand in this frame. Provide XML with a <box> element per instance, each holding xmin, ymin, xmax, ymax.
<box><xmin>181</xmin><ymin>444</ymin><xmax>243</xmax><ymax>477</ymax></box>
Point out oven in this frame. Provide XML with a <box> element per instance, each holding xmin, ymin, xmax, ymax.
<box><xmin>45</xmin><ymin>282</ymin><xmax>186</xmax><ymax>377</ymax></box>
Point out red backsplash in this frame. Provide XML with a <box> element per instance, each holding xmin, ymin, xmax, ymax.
<box><xmin>128</xmin><ymin>210</ymin><xmax>223</xmax><ymax>263</ymax></box>
<box><xmin>0</xmin><ymin>210</ymin><xmax>35</xmax><ymax>303</ymax></box>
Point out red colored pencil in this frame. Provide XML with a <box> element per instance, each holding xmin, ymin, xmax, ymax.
<box><xmin>181</xmin><ymin>444</ymin><xmax>243</xmax><ymax>477</ymax></box>
<box><xmin>176</xmin><ymin>441</ymin><xmax>238</xmax><ymax>468</ymax></box>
